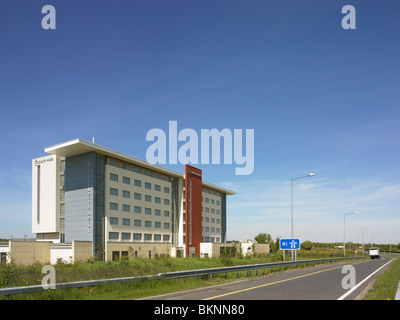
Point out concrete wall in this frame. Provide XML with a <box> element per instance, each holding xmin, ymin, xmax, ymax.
<box><xmin>253</xmin><ymin>243</ymin><xmax>270</xmax><ymax>255</ymax></box>
<box><xmin>9</xmin><ymin>241</ymin><xmax>51</xmax><ymax>265</ymax></box>
<box><xmin>106</xmin><ymin>242</ymin><xmax>171</xmax><ymax>261</ymax></box>
<box><xmin>72</xmin><ymin>241</ymin><xmax>93</xmax><ymax>263</ymax></box>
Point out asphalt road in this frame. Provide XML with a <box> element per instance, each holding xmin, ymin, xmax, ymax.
<box><xmin>143</xmin><ymin>256</ymin><xmax>394</xmax><ymax>300</ymax></box>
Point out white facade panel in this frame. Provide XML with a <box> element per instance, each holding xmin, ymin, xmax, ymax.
<box><xmin>32</xmin><ymin>155</ymin><xmax>60</xmax><ymax>234</ymax></box>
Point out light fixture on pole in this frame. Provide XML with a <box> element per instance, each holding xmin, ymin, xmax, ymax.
<box><xmin>343</xmin><ymin>211</ymin><xmax>357</xmax><ymax>257</ymax></box>
<box><xmin>290</xmin><ymin>173</ymin><xmax>314</xmax><ymax>261</ymax></box>
<box><xmin>362</xmin><ymin>226</ymin><xmax>370</xmax><ymax>257</ymax></box>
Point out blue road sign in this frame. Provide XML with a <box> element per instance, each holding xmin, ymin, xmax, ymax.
<box><xmin>280</xmin><ymin>238</ymin><xmax>301</xmax><ymax>250</ymax></box>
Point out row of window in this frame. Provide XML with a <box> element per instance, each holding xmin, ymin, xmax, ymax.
<box><xmin>203</xmin><ymin>217</ymin><xmax>220</xmax><ymax>224</ymax></box>
<box><xmin>111</xmin><ymin>192</ymin><xmax>170</xmax><ymax>204</ymax></box>
<box><xmin>203</xmin><ymin>197</ymin><xmax>220</xmax><ymax>206</ymax></box>
<box><xmin>202</xmin><ymin>186</ymin><xmax>221</xmax><ymax>196</ymax></box>
<box><xmin>109</xmin><ymin>195</ymin><xmax>170</xmax><ymax>211</ymax></box>
<box><xmin>203</xmin><ymin>227</ymin><xmax>221</xmax><ymax>233</ymax></box>
<box><xmin>109</xmin><ymin>217</ymin><xmax>170</xmax><ymax>229</ymax></box>
<box><xmin>203</xmin><ymin>236</ymin><xmax>221</xmax><ymax>243</ymax></box>
<box><xmin>109</xmin><ymin>177</ymin><xmax>170</xmax><ymax>193</ymax></box>
<box><xmin>109</xmin><ymin>232</ymin><xmax>170</xmax><ymax>241</ymax></box>
<box><xmin>203</xmin><ymin>207</ymin><xmax>221</xmax><ymax>214</ymax></box>
<box><xmin>108</xmin><ymin>158</ymin><xmax>170</xmax><ymax>182</ymax></box>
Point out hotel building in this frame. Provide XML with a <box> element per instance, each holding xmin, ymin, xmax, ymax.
<box><xmin>32</xmin><ymin>138</ymin><xmax>235</xmax><ymax>260</ymax></box>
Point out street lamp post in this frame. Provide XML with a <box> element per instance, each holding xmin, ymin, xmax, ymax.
<box><xmin>343</xmin><ymin>211</ymin><xmax>357</xmax><ymax>257</ymax></box>
<box><xmin>291</xmin><ymin>173</ymin><xmax>314</xmax><ymax>261</ymax></box>
<box><xmin>362</xmin><ymin>226</ymin><xmax>370</xmax><ymax>257</ymax></box>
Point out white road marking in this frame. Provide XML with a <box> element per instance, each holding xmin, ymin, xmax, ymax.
<box><xmin>337</xmin><ymin>258</ymin><xmax>394</xmax><ymax>300</ymax></box>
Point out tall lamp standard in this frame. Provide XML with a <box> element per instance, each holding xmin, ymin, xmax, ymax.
<box><xmin>362</xmin><ymin>226</ymin><xmax>370</xmax><ymax>257</ymax></box>
<box><xmin>343</xmin><ymin>211</ymin><xmax>357</xmax><ymax>257</ymax></box>
<box><xmin>291</xmin><ymin>173</ymin><xmax>314</xmax><ymax>261</ymax></box>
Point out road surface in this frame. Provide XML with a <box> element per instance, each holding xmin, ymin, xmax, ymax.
<box><xmin>142</xmin><ymin>256</ymin><xmax>394</xmax><ymax>300</ymax></box>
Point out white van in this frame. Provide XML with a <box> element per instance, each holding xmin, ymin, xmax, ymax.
<box><xmin>369</xmin><ymin>247</ymin><xmax>380</xmax><ymax>259</ymax></box>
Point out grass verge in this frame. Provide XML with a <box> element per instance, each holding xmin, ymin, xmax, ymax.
<box><xmin>362</xmin><ymin>257</ymin><xmax>400</xmax><ymax>300</ymax></box>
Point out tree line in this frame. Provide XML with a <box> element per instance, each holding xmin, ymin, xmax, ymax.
<box><xmin>253</xmin><ymin>233</ymin><xmax>400</xmax><ymax>253</ymax></box>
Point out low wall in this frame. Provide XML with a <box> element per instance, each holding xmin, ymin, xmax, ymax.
<box><xmin>106</xmin><ymin>242</ymin><xmax>171</xmax><ymax>261</ymax></box>
<box><xmin>9</xmin><ymin>241</ymin><xmax>51</xmax><ymax>265</ymax></box>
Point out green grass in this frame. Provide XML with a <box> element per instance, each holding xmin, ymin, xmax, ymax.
<box><xmin>362</xmin><ymin>257</ymin><xmax>400</xmax><ymax>300</ymax></box>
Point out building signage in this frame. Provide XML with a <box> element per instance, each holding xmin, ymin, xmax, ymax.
<box><xmin>34</xmin><ymin>157</ymin><xmax>54</xmax><ymax>166</ymax></box>
<box><xmin>188</xmin><ymin>170</ymin><xmax>201</xmax><ymax>178</ymax></box>
<box><xmin>87</xmin><ymin>188</ymin><xmax>92</xmax><ymax>234</ymax></box>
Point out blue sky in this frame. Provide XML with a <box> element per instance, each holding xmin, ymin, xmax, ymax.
<box><xmin>0</xmin><ymin>1</ymin><xmax>399</xmax><ymax>244</ymax></box>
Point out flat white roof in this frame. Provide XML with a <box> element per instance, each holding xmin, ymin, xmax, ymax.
<box><xmin>44</xmin><ymin>138</ymin><xmax>235</xmax><ymax>195</ymax></box>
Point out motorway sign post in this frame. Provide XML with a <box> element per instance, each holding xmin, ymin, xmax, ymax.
<box><xmin>280</xmin><ymin>239</ymin><xmax>301</xmax><ymax>261</ymax></box>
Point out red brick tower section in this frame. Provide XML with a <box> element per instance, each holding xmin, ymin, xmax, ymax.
<box><xmin>184</xmin><ymin>164</ymin><xmax>202</xmax><ymax>257</ymax></box>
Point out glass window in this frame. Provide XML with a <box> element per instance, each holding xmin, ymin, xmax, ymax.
<box><xmin>164</xmin><ymin>223</ymin><xmax>170</xmax><ymax>229</ymax></box>
<box><xmin>133</xmin><ymin>233</ymin><xmax>141</xmax><ymax>240</ymax></box>
<box><xmin>144</xmin><ymin>169</ymin><xmax>151</xmax><ymax>176</ymax></box>
<box><xmin>145</xmin><ymin>195</ymin><xmax>151</xmax><ymax>202</ymax></box>
<box><xmin>145</xmin><ymin>221</ymin><xmax>151</xmax><ymax>227</ymax></box>
<box><xmin>164</xmin><ymin>211</ymin><xmax>170</xmax><ymax>217</ymax></box>
<box><xmin>110</xmin><ymin>202</ymin><xmax>118</xmax><ymax>210</ymax></box>
<box><xmin>122</xmin><ymin>190</ymin><xmax>130</xmax><ymax>198</ymax></box>
<box><xmin>164</xmin><ymin>187</ymin><xmax>170</xmax><ymax>193</ymax></box>
<box><xmin>109</xmin><ymin>159</ymin><xmax>118</xmax><ymax>167</ymax></box>
<box><xmin>110</xmin><ymin>188</ymin><xmax>118</xmax><ymax>196</ymax></box>
<box><xmin>155</xmin><ymin>222</ymin><xmax>161</xmax><ymax>228</ymax></box>
<box><xmin>134</xmin><ymin>193</ymin><xmax>141</xmax><ymax>200</ymax></box>
<box><xmin>155</xmin><ymin>209</ymin><xmax>161</xmax><ymax>216</ymax></box>
<box><xmin>121</xmin><ymin>233</ymin><xmax>131</xmax><ymax>240</ymax></box>
<box><xmin>122</xmin><ymin>218</ymin><xmax>130</xmax><ymax>226</ymax></box>
<box><xmin>123</xmin><ymin>176</ymin><xmax>130</xmax><ymax>184</ymax></box>
<box><xmin>164</xmin><ymin>199</ymin><xmax>169</xmax><ymax>205</ymax></box>
<box><xmin>154</xmin><ymin>234</ymin><xmax>161</xmax><ymax>241</ymax></box>
<box><xmin>110</xmin><ymin>217</ymin><xmax>118</xmax><ymax>225</ymax></box>
<box><xmin>122</xmin><ymin>204</ymin><xmax>130</xmax><ymax>212</ymax></box>
<box><xmin>145</xmin><ymin>208</ymin><xmax>151</xmax><ymax>215</ymax></box>
<box><xmin>110</xmin><ymin>173</ymin><xmax>118</xmax><ymax>181</ymax></box>
<box><xmin>134</xmin><ymin>179</ymin><xmax>141</xmax><ymax>187</ymax></box>
<box><xmin>109</xmin><ymin>232</ymin><xmax>118</xmax><ymax>240</ymax></box>
<box><xmin>134</xmin><ymin>220</ymin><xmax>141</xmax><ymax>227</ymax></box>
<box><xmin>145</xmin><ymin>182</ymin><xmax>151</xmax><ymax>189</ymax></box>
<box><xmin>155</xmin><ymin>197</ymin><xmax>161</xmax><ymax>204</ymax></box>
<box><xmin>134</xmin><ymin>206</ymin><xmax>141</xmax><ymax>213</ymax></box>
<box><xmin>144</xmin><ymin>234</ymin><xmax>152</xmax><ymax>240</ymax></box>
<box><xmin>163</xmin><ymin>235</ymin><xmax>170</xmax><ymax>241</ymax></box>
<box><xmin>123</xmin><ymin>163</ymin><xmax>130</xmax><ymax>170</ymax></box>
<box><xmin>155</xmin><ymin>185</ymin><xmax>161</xmax><ymax>191</ymax></box>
